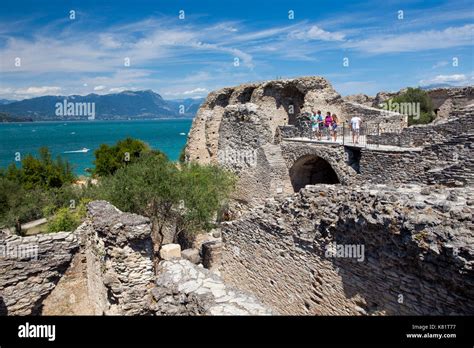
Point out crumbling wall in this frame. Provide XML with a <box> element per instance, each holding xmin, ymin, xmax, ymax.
<box><xmin>186</xmin><ymin>76</ymin><xmax>400</xmax><ymax>165</ymax></box>
<box><xmin>220</xmin><ymin>184</ymin><xmax>474</xmax><ymax>315</ymax></box>
<box><xmin>81</xmin><ymin>201</ymin><xmax>155</xmax><ymax>315</ymax></box>
<box><xmin>0</xmin><ymin>231</ymin><xmax>79</xmax><ymax>315</ymax></box>
<box><xmin>360</xmin><ymin>111</ymin><xmax>474</xmax><ymax>186</ymax></box>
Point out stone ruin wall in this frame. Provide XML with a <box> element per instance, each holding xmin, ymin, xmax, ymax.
<box><xmin>185</xmin><ymin>76</ymin><xmax>398</xmax><ymax>166</ymax></box>
<box><xmin>220</xmin><ymin>184</ymin><xmax>474</xmax><ymax>315</ymax></box>
<box><xmin>360</xmin><ymin>109</ymin><xmax>474</xmax><ymax>187</ymax></box>
<box><xmin>0</xmin><ymin>231</ymin><xmax>79</xmax><ymax>315</ymax></box>
<box><xmin>185</xmin><ymin>76</ymin><xmax>401</xmax><ymax>206</ymax></box>
<box><xmin>0</xmin><ymin>202</ymin><xmax>155</xmax><ymax>316</ymax></box>
<box><xmin>0</xmin><ymin>201</ymin><xmax>272</xmax><ymax>316</ymax></box>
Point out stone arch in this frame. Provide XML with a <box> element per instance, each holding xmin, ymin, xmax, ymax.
<box><xmin>289</xmin><ymin>154</ymin><xmax>340</xmax><ymax>191</ymax></box>
<box><xmin>281</xmin><ymin>143</ymin><xmax>356</xmax><ymax>188</ymax></box>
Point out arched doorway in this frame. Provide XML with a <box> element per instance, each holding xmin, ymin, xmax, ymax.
<box><xmin>289</xmin><ymin>155</ymin><xmax>340</xmax><ymax>192</ymax></box>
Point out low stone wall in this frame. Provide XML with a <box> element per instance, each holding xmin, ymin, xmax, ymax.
<box><xmin>220</xmin><ymin>184</ymin><xmax>474</xmax><ymax>315</ymax></box>
<box><xmin>0</xmin><ymin>231</ymin><xmax>79</xmax><ymax>315</ymax></box>
<box><xmin>81</xmin><ymin>201</ymin><xmax>155</xmax><ymax>315</ymax></box>
<box><xmin>360</xmin><ymin>130</ymin><xmax>474</xmax><ymax>187</ymax></box>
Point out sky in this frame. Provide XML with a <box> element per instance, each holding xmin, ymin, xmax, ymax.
<box><xmin>0</xmin><ymin>0</ymin><xmax>473</xmax><ymax>100</ymax></box>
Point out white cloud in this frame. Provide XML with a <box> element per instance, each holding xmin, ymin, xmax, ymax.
<box><xmin>93</xmin><ymin>85</ymin><xmax>106</xmax><ymax>91</ymax></box>
<box><xmin>419</xmin><ymin>74</ymin><xmax>468</xmax><ymax>85</ymax></box>
<box><xmin>14</xmin><ymin>86</ymin><xmax>61</xmax><ymax>95</ymax></box>
<box><xmin>432</xmin><ymin>61</ymin><xmax>449</xmax><ymax>69</ymax></box>
<box><xmin>109</xmin><ymin>87</ymin><xmax>126</xmax><ymax>93</ymax></box>
<box><xmin>289</xmin><ymin>25</ymin><xmax>346</xmax><ymax>41</ymax></box>
<box><xmin>183</xmin><ymin>88</ymin><xmax>208</xmax><ymax>95</ymax></box>
<box><xmin>345</xmin><ymin>24</ymin><xmax>474</xmax><ymax>53</ymax></box>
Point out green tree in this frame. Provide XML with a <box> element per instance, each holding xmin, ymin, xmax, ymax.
<box><xmin>92</xmin><ymin>137</ymin><xmax>150</xmax><ymax>177</ymax></box>
<box><xmin>4</xmin><ymin>147</ymin><xmax>75</xmax><ymax>189</ymax></box>
<box><xmin>94</xmin><ymin>152</ymin><xmax>236</xmax><ymax>242</ymax></box>
<box><xmin>389</xmin><ymin>87</ymin><xmax>435</xmax><ymax>125</ymax></box>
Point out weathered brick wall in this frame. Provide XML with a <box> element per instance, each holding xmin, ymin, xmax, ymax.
<box><xmin>221</xmin><ymin>184</ymin><xmax>474</xmax><ymax>315</ymax></box>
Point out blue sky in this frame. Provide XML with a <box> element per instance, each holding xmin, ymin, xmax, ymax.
<box><xmin>0</xmin><ymin>0</ymin><xmax>472</xmax><ymax>100</ymax></box>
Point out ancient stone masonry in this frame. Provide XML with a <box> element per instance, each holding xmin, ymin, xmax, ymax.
<box><xmin>360</xmin><ymin>109</ymin><xmax>474</xmax><ymax>187</ymax></box>
<box><xmin>220</xmin><ymin>184</ymin><xmax>474</xmax><ymax>315</ymax></box>
<box><xmin>151</xmin><ymin>259</ymin><xmax>273</xmax><ymax>315</ymax></box>
<box><xmin>0</xmin><ymin>231</ymin><xmax>79</xmax><ymax>315</ymax></box>
<box><xmin>185</xmin><ymin>76</ymin><xmax>400</xmax><ymax>166</ymax></box>
<box><xmin>80</xmin><ymin>200</ymin><xmax>155</xmax><ymax>315</ymax></box>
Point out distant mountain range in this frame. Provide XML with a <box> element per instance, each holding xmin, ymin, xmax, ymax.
<box><xmin>0</xmin><ymin>99</ymin><xmax>16</xmax><ymax>105</ymax></box>
<box><xmin>420</xmin><ymin>83</ymin><xmax>463</xmax><ymax>90</ymax></box>
<box><xmin>0</xmin><ymin>90</ymin><xmax>205</xmax><ymax>121</ymax></box>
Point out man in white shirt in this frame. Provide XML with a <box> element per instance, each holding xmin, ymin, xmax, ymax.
<box><xmin>350</xmin><ymin>116</ymin><xmax>362</xmax><ymax>144</ymax></box>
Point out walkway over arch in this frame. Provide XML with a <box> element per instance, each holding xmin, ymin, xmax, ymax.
<box><xmin>289</xmin><ymin>155</ymin><xmax>340</xmax><ymax>191</ymax></box>
<box><xmin>280</xmin><ymin>142</ymin><xmax>357</xmax><ymax>189</ymax></box>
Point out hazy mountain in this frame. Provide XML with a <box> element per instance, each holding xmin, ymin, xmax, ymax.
<box><xmin>420</xmin><ymin>83</ymin><xmax>457</xmax><ymax>90</ymax></box>
<box><xmin>0</xmin><ymin>99</ymin><xmax>16</xmax><ymax>105</ymax></box>
<box><xmin>0</xmin><ymin>90</ymin><xmax>204</xmax><ymax>121</ymax></box>
<box><xmin>166</xmin><ymin>98</ymin><xmax>206</xmax><ymax>116</ymax></box>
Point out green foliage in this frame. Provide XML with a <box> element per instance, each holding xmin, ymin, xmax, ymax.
<box><xmin>178</xmin><ymin>146</ymin><xmax>186</xmax><ymax>163</ymax></box>
<box><xmin>1</xmin><ymin>138</ymin><xmax>235</xmax><ymax>240</ymax></box>
<box><xmin>2</xmin><ymin>147</ymin><xmax>75</xmax><ymax>189</ymax></box>
<box><xmin>92</xmin><ymin>137</ymin><xmax>150</xmax><ymax>177</ymax></box>
<box><xmin>94</xmin><ymin>152</ymin><xmax>236</xmax><ymax>239</ymax></box>
<box><xmin>45</xmin><ymin>197</ymin><xmax>90</xmax><ymax>233</ymax></box>
<box><xmin>46</xmin><ymin>207</ymin><xmax>81</xmax><ymax>233</ymax></box>
<box><xmin>0</xmin><ymin>148</ymin><xmax>80</xmax><ymax>234</ymax></box>
<box><xmin>0</xmin><ymin>177</ymin><xmax>48</xmax><ymax>233</ymax></box>
<box><xmin>389</xmin><ymin>87</ymin><xmax>435</xmax><ymax>126</ymax></box>
<box><xmin>178</xmin><ymin>162</ymin><xmax>237</xmax><ymax>231</ymax></box>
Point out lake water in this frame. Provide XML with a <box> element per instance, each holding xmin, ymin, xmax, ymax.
<box><xmin>0</xmin><ymin>119</ymin><xmax>193</xmax><ymax>175</ymax></box>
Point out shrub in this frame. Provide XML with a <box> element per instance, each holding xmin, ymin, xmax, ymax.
<box><xmin>388</xmin><ymin>87</ymin><xmax>435</xmax><ymax>126</ymax></box>
<box><xmin>92</xmin><ymin>137</ymin><xmax>150</xmax><ymax>177</ymax></box>
<box><xmin>47</xmin><ymin>207</ymin><xmax>81</xmax><ymax>233</ymax></box>
<box><xmin>94</xmin><ymin>152</ymin><xmax>236</xmax><ymax>241</ymax></box>
<box><xmin>2</xmin><ymin>147</ymin><xmax>75</xmax><ymax>189</ymax></box>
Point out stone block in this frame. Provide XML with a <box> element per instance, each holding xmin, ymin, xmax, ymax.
<box><xmin>181</xmin><ymin>248</ymin><xmax>201</xmax><ymax>264</ymax></box>
<box><xmin>160</xmin><ymin>244</ymin><xmax>181</xmax><ymax>260</ymax></box>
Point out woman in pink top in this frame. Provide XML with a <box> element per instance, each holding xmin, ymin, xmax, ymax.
<box><xmin>324</xmin><ymin>112</ymin><xmax>333</xmax><ymax>140</ymax></box>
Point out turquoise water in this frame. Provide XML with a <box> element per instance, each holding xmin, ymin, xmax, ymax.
<box><xmin>0</xmin><ymin>119</ymin><xmax>193</xmax><ymax>175</ymax></box>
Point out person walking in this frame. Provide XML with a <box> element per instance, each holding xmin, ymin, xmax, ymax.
<box><xmin>315</xmin><ymin>110</ymin><xmax>323</xmax><ymax>140</ymax></box>
<box><xmin>324</xmin><ymin>112</ymin><xmax>332</xmax><ymax>140</ymax></box>
<box><xmin>310</xmin><ymin>110</ymin><xmax>318</xmax><ymax>139</ymax></box>
<box><xmin>331</xmin><ymin>113</ymin><xmax>339</xmax><ymax>142</ymax></box>
<box><xmin>350</xmin><ymin>115</ymin><xmax>362</xmax><ymax>144</ymax></box>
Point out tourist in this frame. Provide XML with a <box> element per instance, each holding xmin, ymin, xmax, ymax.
<box><xmin>324</xmin><ymin>112</ymin><xmax>332</xmax><ymax>140</ymax></box>
<box><xmin>310</xmin><ymin>110</ymin><xmax>318</xmax><ymax>138</ymax></box>
<box><xmin>315</xmin><ymin>110</ymin><xmax>323</xmax><ymax>140</ymax></box>
<box><xmin>350</xmin><ymin>115</ymin><xmax>362</xmax><ymax>144</ymax></box>
<box><xmin>331</xmin><ymin>114</ymin><xmax>339</xmax><ymax>142</ymax></box>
